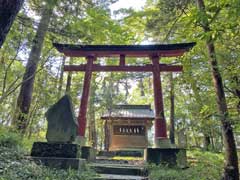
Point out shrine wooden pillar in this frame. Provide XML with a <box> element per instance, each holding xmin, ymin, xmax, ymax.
<box><xmin>78</xmin><ymin>56</ymin><xmax>95</xmax><ymax>137</ymax></box>
<box><xmin>151</xmin><ymin>55</ymin><xmax>167</xmax><ymax>139</ymax></box>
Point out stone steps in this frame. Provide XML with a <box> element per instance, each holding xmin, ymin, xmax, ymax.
<box><xmin>90</xmin><ymin>153</ymin><xmax>148</xmax><ymax>180</ymax></box>
<box><xmin>95</xmin><ymin>174</ymin><xmax>147</xmax><ymax>180</ymax></box>
<box><xmin>91</xmin><ymin>158</ymin><xmax>148</xmax><ymax>180</ymax></box>
<box><xmin>95</xmin><ymin>156</ymin><xmax>144</xmax><ymax>166</ymax></box>
<box><xmin>96</xmin><ymin>157</ymin><xmax>129</xmax><ymax>164</ymax></box>
<box><xmin>98</xmin><ymin>150</ymin><xmax>143</xmax><ymax>157</ymax></box>
<box><xmin>90</xmin><ymin>163</ymin><xmax>147</xmax><ymax>176</ymax></box>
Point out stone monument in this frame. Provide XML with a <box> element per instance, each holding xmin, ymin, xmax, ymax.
<box><xmin>31</xmin><ymin>95</ymin><xmax>85</xmax><ymax>169</ymax></box>
<box><xmin>45</xmin><ymin>95</ymin><xmax>78</xmax><ymax>143</ymax></box>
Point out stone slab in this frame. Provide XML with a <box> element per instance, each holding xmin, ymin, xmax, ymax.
<box><xmin>30</xmin><ymin>156</ymin><xmax>86</xmax><ymax>169</ymax></box>
<box><xmin>90</xmin><ymin>163</ymin><xmax>147</xmax><ymax>176</ymax></box>
<box><xmin>98</xmin><ymin>150</ymin><xmax>143</xmax><ymax>157</ymax></box>
<box><xmin>45</xmin><ymin>95</ymin><xmax>78</xmax><ymax>143</ymax></box>
<box><xmin>31</xmin><ymin>142</ymin><xmax>81</xmax><ymax>158</ymax></box>
<box><xmin>144</xmin><ymin>148</ymin><xmax>187</xmax><ymax>168</ymax></box>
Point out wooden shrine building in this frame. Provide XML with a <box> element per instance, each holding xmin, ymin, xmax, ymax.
<box><xmin>53</xmin><ymin>42</ymin><xmax>196</xmax><ymax>147</ymax></box>
<box><xmin>101</xmin><ymin>105</ymin><xmax>154</xmax><ymax>151</ymax></box>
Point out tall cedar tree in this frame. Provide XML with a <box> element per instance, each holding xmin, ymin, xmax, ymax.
<box><xmin>0</xmin><ymin>0</ymin><xmax>24</xmax><ymax>48</ymax></box>
<box><xmin>57</xmin><ymin>57</ymin><xmax>66</xmax><ymax>99</ymax></box>
<box><xmin>196</xmin><ymin>0</ymin><xmax>239</xmax><ymax>179</ymax></box>
<box><xmin>88</xmin><ymin>76</ymin><xmax>97</xmax><ymax>148</ymax></box>
<box><xmin>15</xmin><ymin>1</ymin><xmax>55</xmax><ymax>133</ymax></box>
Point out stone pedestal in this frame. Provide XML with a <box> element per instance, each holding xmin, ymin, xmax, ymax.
<box><xmin>81</xmin><ymin>146</ymin><xmax>96</xmax><ymax>162</ymax></box>
<box><xmin>30</xmin><ymin>142</ymin><xmax>85</xmax><ymax>169</ymax></box>
<box><xmin>154</xmin><ymin>138</ymin><xmax>176</xmax><ymax>148</ymax></box>
<box><xmin>144</xmin><ymin>148</ymin><xmax>187</xmax><ymax>168</ymax></box>
<box><xmin>31</xmin><ymin>157</ymin><xmax>86</xmax><ymax>169</ymax></box>
<box><xmin>31</xmin><ymin>142</ymin><xmax>81</xmax><ymax>158</ymax></box>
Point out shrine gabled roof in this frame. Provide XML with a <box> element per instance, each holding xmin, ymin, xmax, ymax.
<box><xmin>53</xmin><ymin>42</ymin><xmax>196</xmax><ymax>57</ymax></box>
<box><xmin>101</xmin><ymin>105</ymin><xmax>155</xmax><ymax>120</ymax></box>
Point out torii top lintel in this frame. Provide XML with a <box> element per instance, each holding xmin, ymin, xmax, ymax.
<box><xmin>53</xmin><ymin>42</ymin><xmax>196</xmax><ymax>58</ymax></box>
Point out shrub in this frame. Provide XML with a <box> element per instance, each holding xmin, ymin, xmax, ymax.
<box><xmin>148</xmin><ymin>149</ymin><xmax>223</xmax><ymax>180</ymax></box>
<box><xmin>148</xmin><ymin>165</ymin><xmax>184</xmax><ymax>180</ymax></box>
<box><xmin>0</xmin><ymin>127</ymin><xmax>22</xmax><ymax>148</ymax></box>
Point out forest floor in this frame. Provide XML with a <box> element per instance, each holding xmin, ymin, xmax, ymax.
<box><xmin>0</xmin><ymin>146</ymin><xmax>98</xmax><ymax>180</ymax></box>
<box><xmin>0</xmin><ymin>128</ymin><xmax>226</xmax><ymax>180</ymax></box>
<box><xmin>0</xmin><ymin>147</ymin><xmax>224</xmax><ymax>179</ymax></box>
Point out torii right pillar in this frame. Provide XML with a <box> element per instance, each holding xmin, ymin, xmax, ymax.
<box><xmin>151</xmin><ymin>55</ymin><xmax>172</xmax><ymax>148</ymax></box>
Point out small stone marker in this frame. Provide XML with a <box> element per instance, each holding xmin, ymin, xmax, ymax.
<box><xmin>45</xmin><ymin>95</ymin><xmax>78</xmax><ymax>143</ymax></box>
<box><xmin>177</xmin><ymin>129</ymin><xmax>187</xmax><ymax>148</ymax></box>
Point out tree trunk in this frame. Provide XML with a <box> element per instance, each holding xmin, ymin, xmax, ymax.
<box><xmin>0</xmin><ymin>0</ymin><xmax>24</xmax><ymax>48</ymax></box>
<box><xmin>104</xmin><ymin>120</ymin><xmax>110</xmax><ymax>151</ymax></box>
<box><xmin>208</xmin><ymin>40</ymin><xmax>239</xmax><ymax>180</ymax></box>
<box><xmin>116</xmin><ymin>80</ymin><xmax>120</xmax><ymax>95</ymax></box>
<box><xmin>65</xmin><ymin>58</ymin><xmax>73</xmax><ymax>94</ymax></box>
<box><xmin>124</xmin><ymin>80</ymin><xmax>129</xmax><ymax>100</ymax></box>
<box><xmin>169</xmin><ymin>73</ymin><xmax>175</xmax><ymax>144</ymax></box>
<box><xmin>232</xmin><ymin>76</ymin><xmax>240</xmax><ymax>114</ymax></box>
<box><xmin>88</xmin><ymin>76</ymin><xmax>97</xmax><ymax>148</ymax></box>
<box><xmin>196</xmin><ymin>0</ymin><xmax>239</xmax><ymax>179</ymax></box>
<box><xmin>103</xmin><ymin>77</ymin><xmax>114</xmax><ymax>151</ymax></box>
<box><xmin>191</xmin><ymin>126</ymin><xmax>200</xmax><ymax>147</ymax></box>
<box><xmin>139</xmin><ymin>77</ymin><xmax>145</xmax><ymax>96</ymax></box>
<box><xmin>57</xmin><ymin>57</ymin><xmax>66</xmax><ymax>99</ymax></box>
<box><xmin>204</xmin><ymin>135</ymin><xmax>211</xmax><ymax>150</ymax></box>
<box><xmin>210</xmin><ymin>132</ymin><xmax>215</xmax><ymax>150</ymax></box>
<box><xmin>14</xmin><ymin>3</ymin><xmax>54</xmax><ymax>134</ymax></box>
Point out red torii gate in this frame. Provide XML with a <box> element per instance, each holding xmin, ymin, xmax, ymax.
<box><xmin>53</xmin><ymin>43</ymin><xmax>195</xmax><ymax>144</ymax></box>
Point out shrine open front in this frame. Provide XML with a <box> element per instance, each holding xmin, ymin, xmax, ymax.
<box><xmin>53</xmin><ymin>42</ymin><xmax>195</xmax><ymax>147</ymax></box>
<box><xmin>101</xmin><ymin>105</ymin><xmax>154</xmax><ymax>151</ymax></box>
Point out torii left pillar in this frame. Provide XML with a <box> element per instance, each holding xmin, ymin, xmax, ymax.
<box><xmin>76</xmin><ymin>56</ymin><xmax>94</xmax><ymax>145</ymax></box>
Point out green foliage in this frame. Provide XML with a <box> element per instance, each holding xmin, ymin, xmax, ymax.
<box><xmin>0</xmin><ymin>127</ymin><xmax>22</xmax><ymax>148</ymax></box>
<box><xmin>143</xmin><ymin>0</ymin><xmax>240</xmax><ymax>150</ymax></box>
<box><xmin>148</xmin><ymin>150</ymin><xmax>223</xmax><ymax>180</ymax></box>
<box><xmin>0</xmin><ymin>2</ymin><xmax>239</xmax><ymax>178</ymax></box>
<box><xmin>0</xmin><ymin>125</ymin><xmax>46</xmax><ymax>153</ymax></box>
<box><xmin>21</xmin><ymin>133</ymin><xmax>46</xmax><ymax>152</ymax></box>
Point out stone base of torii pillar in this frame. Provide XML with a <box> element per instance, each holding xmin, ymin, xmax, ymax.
<box><xmin>154</xmin><ymin>138</ymin><xmax>176</xmax><ymax>148</ymax></box>
<box><xmin>75</xmin><ymin>136</ymin><xmax>96</xmax><ymax>162</ymax></box>
<box><xmin>75</xmin><ymin>136</ymin><xmax>86</xmax><ymax>146</ymax></box>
